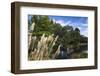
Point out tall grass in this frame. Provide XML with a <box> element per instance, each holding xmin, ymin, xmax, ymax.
<box><xmin>28</xmin><ymin>23</ymin><xmax>61</xmax><ymax>60</ymax></box>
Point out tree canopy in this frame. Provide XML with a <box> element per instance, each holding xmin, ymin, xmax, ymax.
<box><xmin>28</xmin><ymin>15</ymin><xmax>88</xmax><ymax>53</ymax></box>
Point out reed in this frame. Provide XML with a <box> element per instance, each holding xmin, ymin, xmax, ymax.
<box><xmin>28</xmin><ymin>22</ymin><xmax>61</xmax><ymax>60</ymax></box>
<box><xmin>29</xmin><ymin>34</ymin><xmax>61</xmax><ymax>60</ymax></box>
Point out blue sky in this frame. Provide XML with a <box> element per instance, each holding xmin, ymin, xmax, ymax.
<box><xmin>28</xmin><ymin>15</ymin><xmax>88</xmax><ymax>37</ymax></box>
<box><xmin>49</xmin><ymin>16</ymin><xmax>88</xmax><ymax>37</ymax></box>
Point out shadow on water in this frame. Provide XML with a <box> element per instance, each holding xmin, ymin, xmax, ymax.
<box><xmin>56</xmin><ymin>47</ymin><xmax>70</xmax><ymax>59</ymax></box>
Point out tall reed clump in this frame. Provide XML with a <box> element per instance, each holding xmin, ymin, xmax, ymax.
<box><xmin>28</xmin><ymin>23</ymin><xmax>61</xmax><ymax>60</ymax></box>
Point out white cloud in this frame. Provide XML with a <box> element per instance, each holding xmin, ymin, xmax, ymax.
<box><xmin>81</xmin><ymin>24</ymin><xmax>88</xmax><ymax>27</ymax></box>
<box><xmin>80</xmin><ymin>28</ymin><xmax>88</xmax><ymax>37</ymax></box>
<box><xmin>52</xmin><ymin>19</ymin><xmax>88</xmax><ymax>37</ymax></box>
<box><xmin>55</xmin><ymin>20</ymin><xmax>71</xmax><ymax>26</ymax></box>
<box><xmin>68</xmin><ymin>22</ymin><xmax>88</xmax><ymax>37</ymax></box>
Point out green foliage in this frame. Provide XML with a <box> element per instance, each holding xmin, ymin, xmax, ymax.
<box><xmin>29</xmin><ymin>15</ymin><xmax>88</xmax><ymax>55</ymax></box>
<box><xmin>70</xmin><ymin>52</ymin><xmax>88</xmax><ymax>59</ymax></box>
<box><xmin>80</xmin><ymin>52</ymin><xmax>88</xmax><ymax>58</ymax></box>
<box><xmin>30</xmin><ymin>15</ymin><xmax>54</xmax><ymax>37</ymax></box>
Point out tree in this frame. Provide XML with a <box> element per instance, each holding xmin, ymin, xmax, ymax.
<box><xmin>56</xmin><ymin>25</ymin><xmax>74</xmax><ymax>49</ymax></box>
<box><xmin>30</xmin><ymin>15</ymin><xmax>54</xmax><ymax>37</ymax></box>
<box><xmin>71</xmin><ymin>27</ymin><xmax>80</xmax><ymax>52</ymax></box>
<box><xmin>75</xmin><ymin>27</ymin><xmax>80</xmax><ymax>32</ymax></box>
<box><xmin>29</xmin><ymin>15</ymin><xmax>87</xmax><ymax>54</ymax></box>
